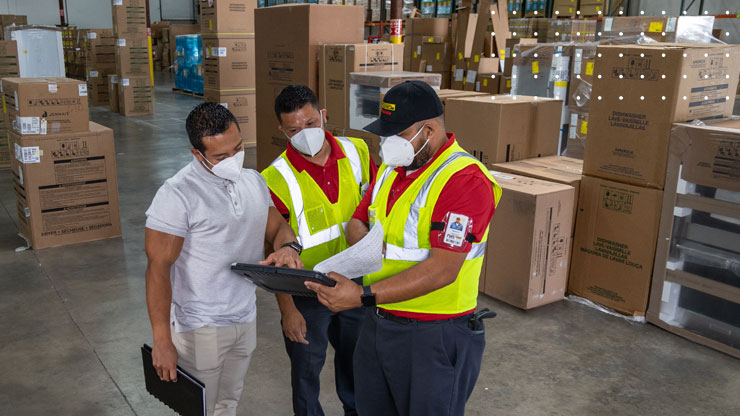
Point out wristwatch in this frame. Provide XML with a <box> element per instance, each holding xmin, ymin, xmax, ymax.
<box><xmin>361</xmin><ymin>285</ymin><xmax>376</xmax><ymax>308</ymax></box>
<box><xmin>282</xmin><ymin>241</ymin><xmax>303</xmax><ymax>255</ymax></box>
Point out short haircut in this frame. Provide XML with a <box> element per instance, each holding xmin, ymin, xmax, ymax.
<box><xmin>185</xmin><ymin>102</ymin><xmax>240</xmax><ymax>152</ymax></box>
<box><xmin>274</xmin><ymin>85</ymin><xmax>319</xmax><ymax>123</ymax></box>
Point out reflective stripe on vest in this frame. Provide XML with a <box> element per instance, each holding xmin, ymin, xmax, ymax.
<box><xmin>270</xmin><ymin>157</ymin><xmax>342</xmax><ymax>249</ymax></box>
<box><xmin>385</xmin><ymin>241</ymin><xmax>487</xmax><ymax>262</ymax></box>
<box><xmin>335</xmin><ymin>137</ymin><xmax>362</xmax><ymax>186</ymax></box>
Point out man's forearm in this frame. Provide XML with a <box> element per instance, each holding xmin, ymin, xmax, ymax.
<box><xmin>346</xmin><ymin>218</ymin><xmax>369</xmax><ymax>246</ymax></box>
<box><xmin>146</xmin><ymin>264</ymin><xmax>174</xmax><ymax>344</ymax></box>
<box><xmin>276</xmin><ymin>293</ymin><xmax>298</xmax><ymax>314</ymax></box>
<box><xmin>272</xmin><ymin>220</ymin><xmax>299</xmax><ymax>252</ymax></box>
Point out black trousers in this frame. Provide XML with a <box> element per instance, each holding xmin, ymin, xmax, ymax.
<box><xmin>284</xmin><ymin>295</ymin><xmax>364</xmax><ymax>416</ymax></box>
<box><xmin>353</xmin><ymin>309</ymin><xmax>486</xmax><ymax>416</ymax></box>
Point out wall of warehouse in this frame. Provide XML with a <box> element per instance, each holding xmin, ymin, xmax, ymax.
<box><xmin>0</xmin><ymin>0</ymin><xmax>196</xmax><ymax>29</ymax></box>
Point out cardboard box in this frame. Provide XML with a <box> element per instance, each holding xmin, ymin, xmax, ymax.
<box><xmin>0</xmin><ymin>40</ymin><xmax>19</xmax><ymax>78</ymax></box>
<box><xmin>255</xmin><ymin>4</ymin><xmax>365</xmax><ymax>170</ymax></box>
<box><xmin>112</xmin><ymin>0</ymin><xmax>148</xmax><ymax>39</ymax></box>
<box><xmin>204</xmin><ymin>89</ymin><xmax>257</xmax><ymax>144</ymax></box>
<box><xmin>484</xmin><ymin>171</ymin><xmax>575</xmax><ymax>309</ymax></box>
<box><xmin>670</xmin><ymin>118</ymin><xmax>740</xmax><ymax>193</ymax></box>
<box><xmin>475</xmin><ymin>73</ymin><xmax>501</xmax><ymax>94</ymax></box>
<box><xmin>200</xmin><ymin>0</ymin><xmax>257</xmax><ymax>35</ymax></box>
<box><xmin>552</xmin><ymin>0</ymin><xmax>577</xmax><ymax>18</ymax></box>
<box><xmin>320</xmin><ymin>43</ymin><xmax>403</xmax><ymax>130</ymax></box>
<box><xmin>108</xmin><ymin>75</ymin><xmax>120</xmax><ymax>113</ymax></box>
<box><xmin>85</xmin><ymin>29</ymin><xmax>116</xmax><ymax>45</ymax></box>
<box><xmin>348</xmin><ymin>71</ymin><xmax>442</xmax><ymax>131</ymax></box>
<box><xmin>421</xmin><ymin>39</ymin><xmax>452</xmax><ymax>73</ymax></box>
<box><xmin>491</xmin><ymin>155</ymin><xmax>583</xmax><ymax>231</ymax></box>
<box><xmin>463</xmin><ymin>57</ymin><xmax>498</xmax><ymax>91</ymax></box>
<box><xmin>9</xmin><ymin>122</ymin><xmax>122</xmax><ymax>249</ymax></box>
<box><xmin>115</xmin><ymin>37</ymin><xmax>150</xmax><ymax>77</ymax></box>
<box><xmin>118</xmin><ymin>75</ymin><xmax>153</xmax><ymax>116</ymax></box>
<box><xmin>405</xmin><ymin>18</ymin><xmax>450</xmax><ymax>71</ymax></box>
<box><xmin>500</xmin><ymin>75</ymin><xmax>512</xmax><ymax>93</ymax></box>
<box><xmin>568</xmin><ymin>175</ymin><xmax>663</xmax><ymax>316</ymax></box>
<box><xmin>203</xmin><ymin>36</ymin><xmax>255</xmax><ymax>90</ymax></box>
<box><xmin>2</xmin><ymin>78</ymin><xmax>89</xmax><ymax>135</ymax></box>
<box><xmin>87</xmin><ymin>79</ymin><xmax>110</xmax><ymax>106</ymax></box>
<box><xmin>0</xmin><ymin>15</ymin><xmax>27</xmax><ymax>40</ymax></box>
<box><xmin>435</xmin><ymin>89</ymin><xmax>488</xmax><ymax>108</ymax></box>
<box><xmin>584</xmin><ymin>44</ymin><xmax>740</xmax><ymax>190</ymax></box>
<box><xmin>445</xmin><ymin>95</ymin><xmax>563</xmax><ymax>167</ymax></box>
<box><xmin>150</xmin><ymin>21</ymin><xmax>170</xmax><ymax>39</ymax></box>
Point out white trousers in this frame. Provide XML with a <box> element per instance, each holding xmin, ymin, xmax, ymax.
<box><xmin>171</xmin><ymin>320</ymin><xmax>257</xmax><ymax>416</ymax></box>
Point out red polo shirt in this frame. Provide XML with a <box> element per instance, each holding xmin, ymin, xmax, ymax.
<box><xmin>270</xmin><ymin>130</ymin><xmax>378</xmax><ymax>217</ymax></box>
<box><xmin>352</xmin><ymin>133</ymin><xmax>496</xmax><ymax>321</ymax></box>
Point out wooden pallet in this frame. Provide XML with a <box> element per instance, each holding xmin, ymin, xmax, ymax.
<box><xmin>172</xmin><ymin>88</ymin><xmax>203</xmax><ymax>98</ymax></box>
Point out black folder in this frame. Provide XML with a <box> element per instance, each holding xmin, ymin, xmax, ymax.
<box><xmin>141</xmin><ymin>344</ymin><xmax>206</xmax><ymax>416</ymax></box>
<box><xmin>231</xmin><ymin>263</ymin><xmax>336</xmax><ymax>297</ymax></box>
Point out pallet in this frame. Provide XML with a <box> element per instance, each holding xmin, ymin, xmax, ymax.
<box><xmin>172</xmin><ymin>88</ymin><xmax>203</xmax><ymax>98</ymax></box>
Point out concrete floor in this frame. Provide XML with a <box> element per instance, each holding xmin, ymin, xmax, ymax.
<box><xmin>1</xmin><ymin>73</ymin><xmax>739</xmax><ymax>416</ymax></box>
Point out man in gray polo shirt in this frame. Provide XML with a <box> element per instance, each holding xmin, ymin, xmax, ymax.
<box><xmin>145</xmin><ymin>103</ymin><xmax>303</xmax><ymax>416</ymax></box>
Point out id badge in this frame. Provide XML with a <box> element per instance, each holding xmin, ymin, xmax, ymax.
<box><xmin>368</xmin><ymin>208</ymin><xmax>377</xmax><ymax>228</ymax></box>
<box><xmin>438</xmin><ymin>212</ymin><xmax>473</xmax><ymax>250</ymax></box>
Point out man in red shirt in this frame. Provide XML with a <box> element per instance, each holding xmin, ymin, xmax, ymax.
<box><xmin>262</xmin><ymin>85</ymin><xmax>377</xmax><ymax>416</ymax></box>
<box><xmin>307</xmin><ymin>81</ymin><xmax>501</xmax><ymax>415</ymax></box>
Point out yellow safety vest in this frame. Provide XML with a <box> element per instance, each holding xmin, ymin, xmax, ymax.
<box><xmin>262</xmin><ymin>136</ymin><xmax>372</xmax><ymax>270</ymax></box>
<box><xmin>365</xmin><ymin>140</ymin><xmax>502</xmax><ymax>314</ymax></box>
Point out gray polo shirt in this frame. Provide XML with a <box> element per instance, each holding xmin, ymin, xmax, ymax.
<box><xmin>145</xmin><ymin>157</ymin><xmax>272</xmax><ymax>333</ymax></box>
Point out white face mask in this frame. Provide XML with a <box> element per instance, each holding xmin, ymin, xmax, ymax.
<box><xmin>198</xmin><ymin>150</ymin><xmax>244</xmax><ymax>182</ymax></box>
<box><xmin>286</xmin><ymin>118</ymin><xmax>325</xmax><ymax>157</ymax></box>
<box><xmin>379</xmin><ymin>124</ymin><xmax>430</xmax><ymax>168</ymax></box>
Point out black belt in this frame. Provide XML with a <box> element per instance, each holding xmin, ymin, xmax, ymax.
<box><xmin>374</xmin><ymin>307</ymin><xmax>472</xmax><ymax>325</ymax></box>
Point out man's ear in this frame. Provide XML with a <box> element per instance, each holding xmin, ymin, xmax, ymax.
<box><xmin>321</xmin><ymin>109</ymin><xmax>328</xmax><ymax>125</ymax></box>
<box><xmin>190</xmin><ymin>148</ymin><xmax>202</xmax><ymax>160</ymax></box>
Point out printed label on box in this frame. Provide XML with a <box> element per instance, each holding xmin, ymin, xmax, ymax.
<box><xmin>466</xmin><ymin>70</ymin><xmax>477</xmax><ymax>84</ymax></box>
<box><xmin>426</xmin><ymin>65</ymin><xmax>432</xmax><ymax>72</ymax></box>
<box><xmin>113</xmin><ymin>0</ymin><xmax>123</xmax><ymax>5</ymax></box>
<box><xmin>15</xmin><ymin>144</ymin><xmax>41</xmax><ymax>164</ymax></box>
<box><xmin>667</xmin><ymin>17</ymin><xmax>678</xmax><ymax>33</ymax></box>
<box><xmin>585</xmin><ymin>62</ymin><xmax>594</xmax><ymax>76</ymax></box>
<box><xmin>111</xmin><ymin>75</ymin><xmax>118</xmax><ymax>83</ymax></box>
<box><xmin>532</xmin><ymin>61</ymin><xmax>539</xmax><ymax>74</ymax></box>
<box><xmin>40</xmin><ymin>119</ymin><xmax>47</xmax><ymax>135</ymax></box>
<box><xmin>122</xmin><ymin>78</ymin><xmax>130</xmax><ymax>86</ymax></box>
<box><xmin>217</xmin><ymin>47</ymin><xmax>227</xmax><ymax>57</ymax></box>
<box><xmin>649</xmin><ymin>22</ymin><xmax>663</xmax><ymax>33</ymax></box>
<box><xmin>89</xmin><ymin>70</ymin><xmax>99</xmax><ymax>78</ymax></box>
<box><xmin>48</xmin><ymin>83</ymin><xmax>58</xmax><ymax>93</ymax></box>
<box><xmin>17</xmin><ymin>116</ymin><xmax>40</xmax><ymax>135</ymax></box>
<box><xmin>118</xmin><ymin>39</ymin><xmax>126</xmax><ymax>47</ymax></box>
<box><xmin>88</xmin><ymin>32</ymin><xmax>97</xmax><ymax>40</ymax></box>
<box><xmin>78</xmin><ymin>84</ymin><xmax>88</xmax><ymax>96</ymax></box>
<box><xmin>580</xmin><ymin>121</ymin><xmax>588</xmax><ymax>135</ymax></box>
<box><xmin>604</xmin><ymin>18</ymin><xmax>613</xmax><ymax>32</ymax></box>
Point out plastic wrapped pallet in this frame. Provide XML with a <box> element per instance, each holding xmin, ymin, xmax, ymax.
<box><xmin>6</xmin><ymin>25</ymin><xmax>65</xmax><ymax>78</ymax></box>
<box><xmin>174</xmin><ymin>35</ymin><xmax>203</xmax><ymax>95</ymax></box>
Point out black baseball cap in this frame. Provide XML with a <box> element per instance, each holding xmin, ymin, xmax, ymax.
<box><xmin>363</xmin><ymin>80</ymin><xmax>444</xmax><ymax>137</ymax></box>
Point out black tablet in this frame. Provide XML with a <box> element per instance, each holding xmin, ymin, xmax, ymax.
<box><xmin>231</xmin><ymin>263</ymin><xmax>336</xmax><ymax>297</ymax></box>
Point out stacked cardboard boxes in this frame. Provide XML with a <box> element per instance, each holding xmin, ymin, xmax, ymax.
<box><xmin>4</xmin><ymin>77</ymin><xmax>121</xmax><ymax>249</ymax></box>
<box><xmin>151</xmin><ymin>21</ymin><xmax>172</xmax><ymax>71</ymax></box>
<box><xmin>579</xmin><ymin>0</ymin><xmax>608</xmax><ymax>17</ymax></box>
<box><xmin>404</xmin><ymin>18</ymin><xmax>450</xmax><ymax>73</ymax></box>
<box><xmin>86</xmin><ymin>29</ymin><xmax>117</xmax><ymax>106</ymax></box>
<box><xmin>0</xmin><ymin>40</ymin><xmax>19</xmax><ymax>168</ymax></box>
<box><xmin>551</xmin><ymin>0</ymin><xmax>577</xmax><ymax>18</ymax></box>
<box><xmin>569</xmin><ymin>43</ymin><xmax>740</xmax><ymax>316</ymax></box>
<box><xmin>255</xmin><ymin>4</ymin><xmax>365</xmax><ymax>169</ymax></box>
<box><xmin>112</xmin><ymin>0</ymin><xmax>153</xmax><ymax>116</ymax></box>
<box><xmin>201</xmin><ymin>0</ymin><xmax>258</xmax><ymax>146</ymax></box>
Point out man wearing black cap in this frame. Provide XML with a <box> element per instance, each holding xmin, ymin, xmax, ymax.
<box><xmin>306</xmin><ymin>81</ymin><xmax>502</xmax><ymax>415</ymax></box>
